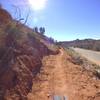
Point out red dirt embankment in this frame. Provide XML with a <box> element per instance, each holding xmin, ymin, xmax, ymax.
<box><xmin>28</xmin><ymin>49</ymin><xmax>100</xmax><ymax>100</ymax></box>
<box><xmin>0</xmin><ymin>7</ymin><xmax>57</xmax><ymax>99</ymax></box>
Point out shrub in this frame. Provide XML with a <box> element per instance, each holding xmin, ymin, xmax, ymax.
<box><xmin>4</xmin><ymin>22</ymin><xmax>22</xmax><ymax>47</ymax></box>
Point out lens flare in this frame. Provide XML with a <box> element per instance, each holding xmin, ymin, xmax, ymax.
<box><xmin>28</xmin><ymin>0</ymin><xmax>47</xmax><ymax>11</ymax></box>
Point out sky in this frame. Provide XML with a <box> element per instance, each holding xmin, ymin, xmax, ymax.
<box><xmin>0</xmin><ymin>0</ymin><xmax>100</xmax><ymax>41</ymax></box>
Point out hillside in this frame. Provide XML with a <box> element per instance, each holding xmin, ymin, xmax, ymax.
<box><xmin>0</xmin><ymin>7</ymin><xmax>58</xmax><ymax>99</ymax></box>
<box><xmin>59</xmin><ymin>39</ymin><xmax>100</xmax><ymax>51</ymax></box>
<box><xmin>0</xmin><ymin>7</ymin><xmax>100</xmax><ymax>100</ymax></box>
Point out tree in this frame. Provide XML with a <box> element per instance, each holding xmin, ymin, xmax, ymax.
<box><xmin>34</xmin><ymin>27</ymin><xmax>38</xmax><ymax>33</ymax></box>
<box><xmin>0</xmin><ymin>4</ymin><xmax>2</xmax><ymax>8</ymax></box>
<box><xmin>5</xmin><ymin>22</ymin><xmax>22</xmax><ymax>47</ymax></box>
<box><xmin>49</xmin><ymin>37</ymin><xmax>55</xmax><ymax>43</ymax></box>
<box><xmin>42</xmin><ymin>27</ymin><xmax>45</xmax><ymax>34</ymax></box>
<box><xmin>39</xmin><ymin>27</ymin><xmax>45</xmax><ymax>34</ymax></box>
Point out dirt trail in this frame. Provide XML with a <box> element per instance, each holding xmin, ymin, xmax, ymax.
<box><xmin>50</xmin><ymin>49</ymin><xmax>68</xmax><ymax>96</ymax></box>
<box><xmin>28</xmin><ymin>49</ymin><xmax>100</xmax><ymax>100</ymax></box>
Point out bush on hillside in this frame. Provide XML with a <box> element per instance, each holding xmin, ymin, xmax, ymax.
<box><xmin>4</xmin><ymin>22</ymin><xmax>22</xmax><ymax>47</ymax></box>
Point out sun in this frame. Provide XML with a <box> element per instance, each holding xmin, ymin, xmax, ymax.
<box><xmin>28</xmin><ymin>0</ymin><xmax>47</xmax><ymax>11</ymax></box>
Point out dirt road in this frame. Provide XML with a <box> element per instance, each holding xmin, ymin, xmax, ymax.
<box><xmin>72</xmin><ymin>48</ymin><xmax>100</xmax><ymax>66</ymax></box>
<box><xmin>28</xmin><ymin>49</ymin><xmax>100</xmax><ymax>100</ymax></box>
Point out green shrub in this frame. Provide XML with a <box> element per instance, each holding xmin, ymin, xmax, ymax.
<box><xmin>5</xmin><ymin>22</ymin><xmax>22</xmax><ymax>40</ymax></box>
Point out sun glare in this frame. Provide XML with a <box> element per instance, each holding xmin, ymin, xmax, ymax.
<box><xmin>28</xmin><ymin>0</ymin><xmax>47</xmax><ymax>11</ymax></box>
